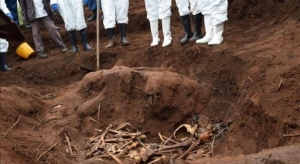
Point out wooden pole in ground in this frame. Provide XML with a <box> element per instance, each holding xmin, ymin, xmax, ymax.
<box><xmin>96</xmin><ymin>0</ymin><xmax>100</xmax><ymax>70</ymax></box>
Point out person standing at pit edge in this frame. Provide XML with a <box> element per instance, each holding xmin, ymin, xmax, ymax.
<box><xmin>196</xmin><ymin>0</ymin><xmax>228</xmax><ymax>45</ymax></box>
<box><xmin>0</xmin><ymin>0</ymin><xmax>13</xmax><ymax>71</ymax></box>
<box><xmin>175</xmin><ymin>0</ymin><xmax>203</xmax><ymax>45</ymax></box>
<box><xmin>50</xmin><ymin>0</ymin><xmax>92</xmax><ymax>54</ymax></box>
<box><xmin>144</xmin><ymin>0</ymin><xmax>172</xmax><ymax>47</ymax></box>
<box><xmin>101</xmin><ymin>0</ymin><xmax>129</xmax><ymax>48</ymax></box>
<box><xmin>20</xmin><ymin>0</ymin><xmax>68</xmax><ymax>58</ymax></box>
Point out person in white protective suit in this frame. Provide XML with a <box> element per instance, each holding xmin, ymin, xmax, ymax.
<box><xmin>51</xmin><ymin>0</ymin><xmax>92</xmax><ymax>53</ymax></box>
<box><xmin>0</xmin><ymin>0</ymin><xmax>13</xmax><ymax>71</ymax></box>
<box><xmin>101</xmin><ymin>0</ymin><xmax>129</xmax><ymax>48</ymax></box>
<box><xmin>144</xmin><ymin>0</ymin><xmax>172</xmax><ymax>47</ymax></box>
<box><xmin>175</xmin><ymin>0</ymin><xmax>203</xmax><ymax>45</ymax></box>
<box><xmin>196</xmin><ymin>0</ymin><xmax>228</xmax><ymax>45</ymax></box>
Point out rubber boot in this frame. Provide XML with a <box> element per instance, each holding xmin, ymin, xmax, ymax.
<box><xmin>0</xmin><ymin>53</ymin><xmax>11</xmax><ymax>72</ymax></box>
<box><xmin>88</xmin><ymin>10</ymin><xmax>97</xmax><ymax>21</ymax></box>
<box><xmin>162</xmin><ymin>17</ymin><xmax>172</xmax><ymax>47</ymax></box>
<box><xmin>119</xmin><ymin>23</ymin><xmax>129</xmax><ymax>46</ymax></box>
<box><xmin>208</xmin><ymin>23</ymin><xmax>224</xmax><ymax>45</ymax></box>
<box><xmin>149</xmin><ymin>20</ymin><xmax>160</xmax><ymax>46</ymax></box>
<box><xmin>105</xmin><ymin>28</ymin><xmax>115</xmax><ymax>48</ymax></box>
<box><xmin>67</xmin><ymin>30</ymin><xmax>78</xmax><ymax>53</ymax></box>
<box><xmin>196</xmin><ymin>14</ymin><xmax>213</xmax><ymax>44</ymax></box>
<box><xmin>79</xmin><ymin>28</ymin><xmax>92</xmax><ymax>51</ymax></box>
<box><xmin>180</xmin><ymin>15</ymin><xmax>193</xmax><ymax>45</ymax></box>
<box><xmin>190</xmin><ymin>13</ymin><xmax>203</xmax><ymax>41</ymax></box>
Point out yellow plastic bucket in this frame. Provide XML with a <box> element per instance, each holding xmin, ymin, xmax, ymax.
<box><xmin>16</xmin><ymin>42</ymin><xmax>35</xmax><ymax>59</ymax></box>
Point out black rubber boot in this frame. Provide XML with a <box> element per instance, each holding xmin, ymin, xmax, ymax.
<box><xmin>88</xmin><ymin>10</ymin><xmax>96</xmax><ymax>21</ymax></box>
<box><xmin>79</xmin><ymin>28</ymin><xmax>92</xmax><ymax>51</ymax></box>
<box><xmin>180</xmin><ymin>15</ymin><xmax>193</xmax><ymax>45</ymax></box>
<box><xmin>119</xmin><ymin>23</ymin><xmax>129</xmax><ymax>46</ymax></box>
<box><xmin>190</xmin><ymin>13</ymin><xmax>203</xmax><ymax>41</ymax></box>
<box><xmin>105</xmin><ymin>28</ymin><xmax>115</xmax><ymax>48</ymax></box>
<box><xmin>0</xmin><ymin>53</ymin><xmax>11</xmax><ymax>72</ymax></box>
<box><xmin>67</xmin><ymin>30</ymin><xmax>78</xmax><ymax>53</ymax></box>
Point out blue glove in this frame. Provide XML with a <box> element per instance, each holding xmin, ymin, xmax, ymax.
<box><xmin>51</xmin><ymin>4</ymin><xmax>59</xmax><ymax>12</ymax></box>
<box><xmin>6</xmin><ymin>13</ymin><xmax>13</xmax><ymax>20</ymax></box>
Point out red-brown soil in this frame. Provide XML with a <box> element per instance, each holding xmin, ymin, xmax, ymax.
<box><xmin>1</xmin><ymin>0</ymin><xmax>300</xmax><ymax>163</ymax></box>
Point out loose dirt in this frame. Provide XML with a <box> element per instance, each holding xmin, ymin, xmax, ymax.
<box><xmin>1</xmin><ymin>0</ymin><xmax>300</xmax><ymax>163</ymax></box>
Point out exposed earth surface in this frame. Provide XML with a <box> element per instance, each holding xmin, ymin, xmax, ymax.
<box><xmin>1</xmin><ymin>0</ymin><xmax>300</xmax><ymax>163</ymax></box>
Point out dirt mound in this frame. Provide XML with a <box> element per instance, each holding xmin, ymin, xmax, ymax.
<box><xmin>1</xmin><ymin>0</ymin><xmax>300</xmax><ymax>163</ymax></box>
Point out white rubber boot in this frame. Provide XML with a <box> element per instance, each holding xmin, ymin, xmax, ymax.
<box><xmin>150</xmin><ymin>20</ymin><xmax>160</xmax><ymax>46</ymax></box>
<box><xmin>162</xmin><ymin>17</ymin><xmax>172</xmax><ymax>47</ymax></box>
<box><xmin>208</xmin><ymin>23</ymin><xmax>224</xmax><ymax>45</ymax></box>
<box><xmin>196</xmin><ymin>14</ymin><xmax>213</xmax><ymax>44</ymax></box>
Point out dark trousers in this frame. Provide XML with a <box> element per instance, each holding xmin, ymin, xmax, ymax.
<box><xmin>88</xmin><ymin>0</ymin><xmax>101</xmax><ymax>11</ymax></box>
<box><xmin>31</xmin><ymin>16</ymin><xmax>65</xmax><ymax>52</ymax></box>
<box><xmin>5</xmin><ymin>0</ymin><xmax>19</xmax><ymax>25</ymax></box>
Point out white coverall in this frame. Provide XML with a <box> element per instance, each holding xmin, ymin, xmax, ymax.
<box><xmin>0</xmin><ymin>0</ymin><xmax>10</xmax><ymax>53</ymax></box>
<box><xmin>51</xmin><ymin>0</ymin><xmax>87</xmax><ymax>31</ymax></box>
<box><xmin>175</xmin><ymin>0</ymin><xmax>201</xmax><ymax>16</ymax></box>
<box><xmin>210</xmin><ymin>0</ymin><xmax>228</xmax><ymax>25</ymax></box>
<box><xmin>196</xmin><ymin>0</ymin><xmax>227</xmax><ymax>45</ymax></box>
<box><xmin>144</xmin><ymin>0</ymin><xmax>171</xmax><ymax>21</ymax></box>
<box><xmin>101</xmin><ymin>0</ymin><xmax>129</xmax><ymax>29</ymax></box>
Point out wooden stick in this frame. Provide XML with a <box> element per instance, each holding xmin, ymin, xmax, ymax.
<box><xmin>97</xmin><ymin>104</ymin><xmax>101</xmax><ymax>120</ymax></box>
<box><xmin>36</xmin><ymin>142</ymin><xmax>58</xmax><ymax>161</ymax></box>
<box><xmin>2</xmin><ymin>115</ymin><xmax>21</xmax><ymax>139</ymax></box>
<box><xmin>148</xmin><ymin>155</ymin><xmax>166</xmax><ymax>164</ymax></box>
<box><xmin>281</xmin><ymin>133</ymin><xmax>300</xmax><ymax>137</ymax></box>
<box><xmin>32</xmin><ymin>113</ymin><xmax>55</xmax><ymax>130</ymax></box>
<box><xmin>64</xmin><ymin>133</ymin><xmax>73</xmax><ymax>155</ymax></box>
<box><xmin>96</xmin><ymin>0</ymin><xmax>100</xmax><ymax>70</ymax></box>
<box><xmin>277</xmin><ymin>79</ymin><xmax>283</xmax><ymax>91</ymax></box>
<box><xmin>89</xmin><ymin>116</ymin><xmax>101</xmax><ymax>125</ymax></box>
<box><xmin>106</xmin><ymin>152</ymin><xmax>123</xmax><ymax>164</ymax></box>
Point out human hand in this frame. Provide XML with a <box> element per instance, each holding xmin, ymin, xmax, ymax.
<box><xmin>6</xmin><ymin>13</ymin><xmax>13</xmax><ymax>20</ymax></box>
<box><xmin>51</xmin><ymin>4</ymin><xmax>59</xmax><ymax>12</ymax></box>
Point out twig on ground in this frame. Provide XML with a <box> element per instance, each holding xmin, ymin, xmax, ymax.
<box><xmin>98</xmin><ymin>104</ymin><xmax>101</xmax><ymax>120</ymax></box>
<box><xmin>248</xmin><ymin>76</ymin><xmax>260</xmax><ymax>89</ymax></box>
<box><xmin>2</xmin><ymin>115</ymin><xmax>21</xmax><ymax>139</ymax></box>
<box><xmin>281</xmin><ymin>133</ymin><xmax>300</xmax><ymax>137</ymax></box>
<box><xmin>89</xmin><ymin>116</ymin><xmax>101</xmax><ymax>125</ymax></box>
<box><xmin>161</xmin><ymin>135</ymin><xmax>179</xmax><ymax>144</ymax></box>
<box><xmin>32</xmin><ymin>113</ymin><xmax>55</xmax><ymax>130</ymax></box>
<box><xmin>36</xmin><ymin>142</ymin><xmax>58</xmax><ymax>161</ymax></box>
<box><xmin>106</xmin><ymin>152</ymin><xmax>123</xmax><ymax>164</ymax></box>
<box><xmin>36</xmin><ymin>114</ymin><xmax>42</xmax><ymax>122</ymax></box>
<box><xmin>277</xmin><ymin>79</ymin><xmax>283</xmax><ymax>91</ymax></box>
<box><xmin>64</xmin><ymin>133</ymin><xmax>73</xmax><ymax>155</ymax></box>
<box><xmin>34</xmin><ymin>142</ymin><xmax>45</xmax><ymax>158</ymax></box>
<box><xmin>158</xmin><ymin>133</ymin><xmax>165</xmax><ymax>143</ymax></box>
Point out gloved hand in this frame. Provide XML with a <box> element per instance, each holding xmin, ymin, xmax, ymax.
<box><xmin>51</xmin><ymin>4</ymin><xmax>59</xmax><ymax>12</ymax></box>
<box><xmin>6</xmin><ymin>13</ymin><xmax>13</xmax><ymax>20</ymax></box>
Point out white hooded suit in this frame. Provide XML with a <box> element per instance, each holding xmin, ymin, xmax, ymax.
<box><xmin>101</xmin><ymin>0</ymin><xmax>129</xmax><ymax>29</ymax></box>
<box><xmin>144</xmin><ymin>0</ymin><xmax>172</xmax><ymax>47</ymax></box>
<box><xmin>196</xmin><ymin>0</ymin><xmax>228</xmax><ymax>45</ymax></box>
<box><xmin>175</xmin><ymin>0</ymin><xmax>201</xmax><ymax>16</ymax></box>
<box><xmin>51</xmin><ymin>0</ymin><xmax>87</xmax><ymax>31</ymax></box>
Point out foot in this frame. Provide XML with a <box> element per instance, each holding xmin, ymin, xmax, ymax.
<box><xmin>60</xmin><ymin>46</ymin><xmax>68</xmax><ymax>53</ymax></box>
<box><xmin>121</xmin><ymin>38</ymin><xmax>129</xmax><ymax>46</ymax></box>
<box><xmin>150</xmin><ymin>38</ymin><xmax>160</xmax><ymax>47</ymax></box>
<box><xmin>162</xmin><ymin>37</ymin><xmax>172</xmax><ymax>47</ymax></box>
<box><xmin>84</xmin><ymin>44</ymin><xmax>92</xmax><ymax>51</ymax></box>
<box><xmin>37</xmin><ymin>51</ymin><xmax>48</xmax><ymax>58</ymax></box>
<box><xmin>105</xmin><ymin>40</ymin><xmax>115</xmax><ymax>48</ymax></box>
<box><xmin>88</xmin><ymin>13</ymin><xmax>96</xmax><ymax>21</ymax></box>
<box><xmin>1</xmin><ymin>65</ymin><xmax>11</xmax><ymax>72</ymax></box>
<box><xmin>55</xmin><ymin>25</ymin><xmax>60</xmax><ymax>30</ymax></box>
